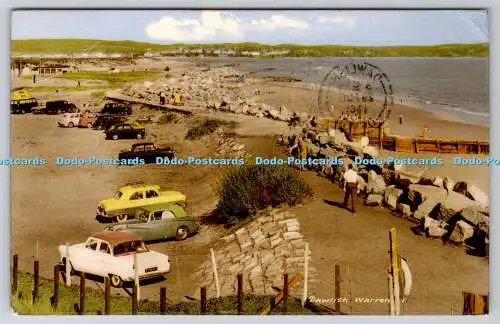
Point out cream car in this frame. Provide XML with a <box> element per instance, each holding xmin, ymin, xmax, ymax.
<box><xmin>58</xmin><ymin>231</ymin><xmax>170</xmax><ymax>287</ymax></box>
<box><xmin>57</xmin><ymin>112</ymin><xmax>81</xmax><ymax>128</ymax></box>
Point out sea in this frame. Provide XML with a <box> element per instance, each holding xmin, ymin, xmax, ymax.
<box><xmin>193</xmin><ymin>57</ymin><xmax>489</xmax><ymax>127</ymax></box>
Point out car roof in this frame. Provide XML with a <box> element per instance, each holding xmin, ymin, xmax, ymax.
<box><xmin>119</xmin><ymin>183</ymin><xmax>161</xmax><ymax>191</ymax></box>
<box><xmin>139</xmin><ymin>202</ymin><xmax>183</xmax><ymax>212</ymax></box>
<box><xmin>92</xmin><ymin>231</ymin><xmax>142</xmax><ymax>247</ymax></box>
<box><xmin>132</xmin><ymin>142</ymin><xmax>154</xmax><ymax>147</ymax></box>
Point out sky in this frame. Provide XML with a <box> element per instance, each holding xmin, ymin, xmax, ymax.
<box><xmin>11</xmin><ymin>10</ymin><xmax>489</xmax><ymax>46</ymax></box>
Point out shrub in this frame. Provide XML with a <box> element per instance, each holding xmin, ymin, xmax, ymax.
<box><xmin>216</xmin><ymin>164</ymin><xmax>313</xmax><ymax>226</ymax></box>
<box><xmin>158</xmin><ymin>112</ymin><xmax>180</xmax><ymax>124</ymax></box>
<box><xmin>185</xmin><ymin>118</ymin><xmax>236</xmax><ymax>140</ymax></box>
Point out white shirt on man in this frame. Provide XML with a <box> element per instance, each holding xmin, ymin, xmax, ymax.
<box><xmin>343</xmin><ymin>169</ymin><xmax>358</xmax><ymax>183</ymax></box>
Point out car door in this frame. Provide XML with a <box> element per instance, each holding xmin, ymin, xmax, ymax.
<box><xmin>129</xmin><ymin>190</ymin><xmax>145</xmax><ymax>209</ymax></box>
<box><xmin>162</xmin><ymin>210</ymin><xmax>178</xmax><ymax>239</ymax></box>
<box><xmin>95</xmin><ymin>241</ymin><xmax>113</xmax><ymax>277</ymax></box>
<box><xmin>76</xmin><ymin>238</ymin><xmax>100</xmax><ymax>274</ymax></box>
<box><xmin>143</xmin><ymin>144</ymin><xmax>156</xmax><ymax>163</ymax></box>
<box><xmin>148</xmin><ymin>211</ymin><xmax>165</xmax><ymax>240</ymax></box>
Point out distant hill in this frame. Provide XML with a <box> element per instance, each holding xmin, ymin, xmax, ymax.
<box><xmin>11</xmin><ymin>38</ymin><xmax>489</xmax><ymax>57</ymax></box>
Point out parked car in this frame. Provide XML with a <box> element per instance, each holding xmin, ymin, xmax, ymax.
<box><xmin>93</xmin><ymin>115</ymin><xmax>128</xmax><ymax>130</ymax></box>
<box><xmin>100</xmin><ymin>102</ymin><xmax>132</xmax><ymax>115</ymax></box>
<box><xmin>58</xmin><ymin>112</ymin><xmax>81</xmax><ymax>128</ymax></box>
<box><xmin>105</xmin><ymin>203</ymin><xmax>199</xmax><ymax>241</ymax></box>
<box><xmin>118</xmin><ymin>142</ymin><xmax>175</xmax><ymax>164</ymax></box>
<box><xmin>45</xmin><ymin>100</ymin><xmax>79</xmax><ymax>114</ymax></box>
<box><xmin>11</xmin><ymin>89</ymin><xmax>38</xmax><ymax>114</ymax></box>
<box><xmin>97</xmin><ymin>183</ymin><xmax>187</xmax><ymax>222</ymax></box>
<box><xmin>78</xmin><ymin>112</ymin><xmax>98</xmax><ymax>128</ymax></box>
<box><xmin>58</xmin><ymin>231</ymin><xmax>170</xmax><ymax>288</ymax></box>
<box><xmin>105</xmin><ymin>122</ymin><xmax>145</xmax><ymax>140</ymax></box>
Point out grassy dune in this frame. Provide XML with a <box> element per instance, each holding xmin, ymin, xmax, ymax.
<box><xmin>11</xmin><ymin>39</ymin><xmax>489</xmax><ymax>57</ymax></box>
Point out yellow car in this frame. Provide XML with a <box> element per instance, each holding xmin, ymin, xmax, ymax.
<box><xmin>96</xmin><ymin>183</ymin><xmax>186</xmax><ymax>223</ymax></box>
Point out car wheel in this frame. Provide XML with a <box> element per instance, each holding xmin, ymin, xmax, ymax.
<box><xmin>176</xmin><ymin>226</ymin><xmax>189</xmax><ymax>241</ymax></box>
<box><xmin>116</xmin><ymin>214</ymin><xmax>128</xmax><ymax>222</ymax></box>
<box><xmin>87</xmin><ymin>123</ymin><xmax>93</xmax><ymax>128</ymax></box>
<box><xmin>68</xmin><ymin>122</ymin><xmax>74</xmax><ymax>128</ymax></box>
<box><xmin>136</xmin><ymin>133</ymin><xmax>143</xmax><ymax>140</ymax></box>
<box><xmin>112</xmin><ymin>134</ymin><xmax>119</xmax><ymax>140</ymax></box>
<box><xmin>109</xmin><ymin>274</ymin><xmax>123</xmax><ymax>288</ymax></box>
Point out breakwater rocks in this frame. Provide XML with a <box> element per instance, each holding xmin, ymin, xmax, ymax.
<box><xmin>192</xmin><ymin>210</ymin><xmax>317</xmax><ymax>298</ymax></box>
<box><xmin>279</xmin><ymin>126</ymin><xmax>489</xmax><ymax>254</ymax></box>
<box><xmin>121</xmin><ymin>66</ymin><xmax>310</xmax><ymax>123</ymax></box>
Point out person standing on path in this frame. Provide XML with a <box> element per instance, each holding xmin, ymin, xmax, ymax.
<box><xmin>343</xmin><ymin>164</ymin><xmax>358</xmax><ymax>213</ymax></box>
<box><xmin>159</xmin><ymin>91</ymin><xmax>165</xmax><ymax>105</ymax></box>
<box><xmin>298</xmin><ymin>135</ymin><xmax>307</xmax><ymax>171</ymax></box>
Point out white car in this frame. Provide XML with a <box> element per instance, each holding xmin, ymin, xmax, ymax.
<box><xmin>58</xmin><ymin>231</ymin><xmax>170</xmax><ymax>288</ymax></box>
<box><xmin>57</xmin><ymin>113</ymin><xmax>81</xmax><ymax>128</ymax></box>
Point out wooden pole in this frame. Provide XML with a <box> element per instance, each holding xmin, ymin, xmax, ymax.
<box><xmin>334</xmin><ymin>264</ymin><xmax>341</xmax><ymax>313</ymax></box>
<box><xmin>79</xmin><ymin>272</ymin><xmax>85</xmax><ymax>314</ymax></box>
<box><xmin>134</xmin><ymin>253</ymin><xmax>140</xmax><ymax>301</ymax></box>
<box><xmin>389</xmin><ymin>228</ymin><xmax>401</xmax><ymax>315</ymax></box>
<box><xmin>347</xmin><ymin>264</ymin><xmax>353</xmax><ymax>314</ymax></box>
<box><xmin>237</xmin><ymin>273</ymin><xmax>243</xmax><ymax>314</ymax></box>
<box><xmin>283</xmin><ymin>273</ymin><xmax>289</xmax><ymax>313</ymax></box>
<box><xmin>12</xmin><ymin>254</ymin><xmax>18</xmax><ymax>295</ymax></box>
<box><xmin>160</xmin><ymin>287</ymin><xmax>166</xmax><ymax>315</ymax></box>
<box><xmin>32</xmin><ymin>260</ymin><xmax>39</xmax><ymax>304</ymax></box>
<box><xmin>132</xmin><ymin>283</ymin><xmax>137</xmax><ymax>314</ymax></box>
<box><xmin>200</xmin><ymin>287</ymin><xmax>207</xmax><ymax>314</ymax></box>
<box><xmin>52</xmin><ymin>264</ymin><xmax>59</xmax><ymax>310</ymax></box>
<box><xmin>65</xmin><ymin>243</ymin><xmax>71</xmax><ymax>286</ymax></box>
<box><xmin>210</xmin><ymin>248</ymin><xmax>221</xmax><ymax>298</ymax></box>
<box><xmin>104</xmin><ymin>276</ymin><xmax>110</xmax><ymax>314</ymax></box>
<box><xmin>302</xmin><ymin>243</ymin><xmax>309</xmax><ymax>306</ymax></box>
<box><xmin>388</xmin><ymin>273</ymin><xmax>395</xmax><ymax>315</ymax></box>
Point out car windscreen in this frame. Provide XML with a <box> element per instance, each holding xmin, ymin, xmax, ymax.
<box><xmin>113</xmin><ymin>240</ymin><xmax>148</xmax><ymax>255</ymax></box>
<box><xmin>114</xmin><ymin>191</ymin><xmax>123</xmax><ymax>199</ymax></box>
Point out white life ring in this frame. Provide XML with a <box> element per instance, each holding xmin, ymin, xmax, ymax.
<box><xmin>400</xmin><ymin>257</ymin><xmax>413</xmax><ymax>303</ymax></box>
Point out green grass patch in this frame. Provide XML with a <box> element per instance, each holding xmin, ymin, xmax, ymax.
<box><xmin>12</xmin><ymin>271</ymin><xmax>313</xmax><ymax>315</ymax></box>
<box><xmin>90</xmin><ymin>90</ymin><xmax>107</xmax><ymax>99</ymax></box>
<box><xmin>185</xmin><ymin>118</ymin><xmax>236</xmax><ymax>140</ymax></box>
<box><xmin>216</xmin><ymin>164</ymin><xmax>313</xmax><ymax>226</ymax></box>
<box><xmin>12</xmin><ymin>38</ymin><xmax>489</xmax><ymax>57</ymax></box>
<box><xmin>158</xmin><ymin>112</ymin><xmax>181</xmax><ymax>124</ymax></box>
<box><xmin>24</xmin><ymin>86</ymin><xmax>96</xmax><ymax>93</ymax></box>
<box><xmin>57</xmin><ymin>70</ymin><xmax>162</xmax><ymax>86</ymax></box>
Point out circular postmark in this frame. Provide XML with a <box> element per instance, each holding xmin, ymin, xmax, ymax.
<box><xmin>317</xmin><ymin>62</ymin><xmax>394</xmax><ymax>122</ymax></box>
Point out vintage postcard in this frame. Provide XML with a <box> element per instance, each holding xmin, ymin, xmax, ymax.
<box><xmin>10</xmin><ymin>9</ymin><xmax>489</xmax><ymax>315</ymax></box>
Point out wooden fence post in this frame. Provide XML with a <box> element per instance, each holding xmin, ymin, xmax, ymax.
<box><xmin>200</xmin><ymin>287</ymin><xmax>207</xmax><ymax>314</ymax></box>
<box><xmin>65</xmin><ymin>243</ymin><xmax>71</xmax><ymax>286</ymax></box>
<box><xmin>132</xmin><ymin>282</ymin><xmax>137</xmax><ymax>315</ymax></box>
<box><xmin>160</xmin><ymin>287</ymin><xmax>167</xmax><ymax>315</ymax></box>
<box><xmin>32</xmin><ymin>260</ymin><xmax>39</xmax><ymax>304</ymax></box>
<box><xmin>104</xmin><ymin>276</ymin><xmax>110</xmax><ymax>315</ymax></box>
<box><xmin>334</xmin><ymin>264</ymin><xmax>341</xmax><ymax>313</ymax></box>
<box><xmin>283</xmin><ymin>273</ymin><xmax>289</xmax><ymax>313</ymax></box>
<box><xmin>51</xmin><ymin>264</ymin><xmax>59</xmax><ymax>310</ymax></box>
<box><xmin>210</xmin><ymin>248</ymin><xmax>221</xmax><ymax>298</ymax></box>
<box><xmin>389</xmin><ymin>228</ymin><xmax>401</xmax><ymax>315</ymax></box>
<box><xmin>11</xmin><ymin>254</ymin><xmax>18</xmax><ymax>295</ymax></box>
<box><xmin>237</xmin><ymin>273</ymin><xmax>243</xmax><ymax>314</ymax></box>
<box><xmin>302</xmin><ymin>243</ymin><xmax>309</xmax><ymax>306</ymax></box>
<box><xmin>79</xmin><ymin>272</ymin><xmax>85</xmax><ymax>314</ymax></box>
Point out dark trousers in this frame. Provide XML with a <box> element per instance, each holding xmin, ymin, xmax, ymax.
<box><xmin>160</xmin><ymin>97</ymin><xmax>165</xmax><ymax>105</ymax></box>
<box><xmin>343</xmin><ymin>182</ymin><xmax>357</xmax><ymax>212</ymax></box>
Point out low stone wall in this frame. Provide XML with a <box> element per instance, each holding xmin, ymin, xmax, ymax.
<box><xmin>192</xmin><ymin>210</ymin><xmax>316</xmax><ymax>298</ymax></box>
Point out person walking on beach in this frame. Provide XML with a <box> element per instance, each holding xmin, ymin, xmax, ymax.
<box><xmin>159</xmin><ymin>91</ymin><xmax>166</xmax><ymax>105</ymax></box>
<box><xmin>343</xmin><ymin>164</ymin><xmax>358</xmax><ymax>213</ymax></box>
